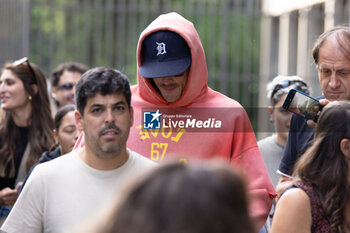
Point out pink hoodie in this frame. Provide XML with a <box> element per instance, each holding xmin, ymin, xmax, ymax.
<box><xmin>128</xmin><ymin>12</ymin><xmax>276</xmax><ymax>228</ymax></box>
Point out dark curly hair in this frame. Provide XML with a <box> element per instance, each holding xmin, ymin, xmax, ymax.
<box><xmin>75</xmin><ymin>67</ymin><xmax>131</xmax><ymax>116</ymax></box>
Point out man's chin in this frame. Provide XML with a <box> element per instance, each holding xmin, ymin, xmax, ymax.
<box><xmin>325</xmin><ymin>93</ymin><xmax>345</xmax><ymax>101</ymax></box>
<box><xmin>99</xmin><ymin>142</ymin><xmax>123</xmax><ymax>155</ymax></box>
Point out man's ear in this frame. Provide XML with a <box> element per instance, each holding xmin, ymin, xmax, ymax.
<box><xmin>51</xmin><ymin>87</ymin><xmax>57</xmax><ymax>100</ymax></box>
<box><xmin>53</xmin><ymin>129</ymin><xmax>58</xmax><ymax>144</ymax></box>
<box><xmin>129</xmin><ymin>106</ymin><xmax>134</xmax><ymax>127</ymax></box>
<box><xmin>75</xmin><ymin>110</ymin><xmax>84</xmax><ymax>132</ymax></box>
<box><xmin>340</xmin><ymin>138</ymin><xmax>350</xmax><ymax>159</ymax></box>
<box><xmin>268</xmin><ymin>106</ymin><xmax>274</xmax><ymax>117</ymax></box>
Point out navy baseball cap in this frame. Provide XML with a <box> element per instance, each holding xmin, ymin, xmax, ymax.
<box><xmin>140</xmin><ymin>30</ymin><xmax>191</xmax><ymax>78</ymax></box>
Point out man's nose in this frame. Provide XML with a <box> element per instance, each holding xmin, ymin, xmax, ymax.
<box><xmin>161</xmin><ymin>76</ymin><xmax>175</xmax><ymax>83</ymax></box>
<box><xmin>328</xmin><ymin>73</ymin><xmax>340</xmax><ymax>89</ymax></box>
<box><xmin>105</xmin><ymin>109</ymin><xmax>115</xmax><ymax>123</ymax></box>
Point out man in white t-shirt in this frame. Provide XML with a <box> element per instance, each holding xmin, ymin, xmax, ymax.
<box><xmin>1</xmin><ymin>67</ymin><xmax>156</xmax><ymax>233</ymax></box>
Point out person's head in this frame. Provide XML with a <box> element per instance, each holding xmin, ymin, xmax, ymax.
<box><xmin>140</xmin><ymin>30</ymin><xmax>191</xmax><ymax>103</ymax></box>
<box><xmin>1</xmin><ymin>58</ymin><xmax>43</xmax><ymax>114</ymax></box>
<box><xmin>266</xmin><ymin>75</ymin><xmax>310</xmax><ymax>145</ymax></box>
<box><xmin>51</xmin><ymin>62</ymin><xmax>88</xmax><ymax>107</ymax></box>
<box><xmin>312</xmin><ymin>26</ymin><xmax>350</xmax><ymax>101</ymax></box>
<box><xmin>0</xmin><ymin>57</ymin><xmax>55</xmax><ymax>177</ymax></box>
<box><xmin>98</xmin><ymin>162</ymin><xmax>254</xmax><ymax>233</ymax></box>
<box><xmin>294</xmin><ymin>101</ymin><xmax>350</xmax><ymax>231</ymax></box>
<box><xmin>74</xmin><ymin>67</ymin><xmax>133</xmax><ymax>157</ymax></box>
<box><xmin>53</xmin><ymin>104</ymin><xmax>79</xmax><ymax>155</ymax></box>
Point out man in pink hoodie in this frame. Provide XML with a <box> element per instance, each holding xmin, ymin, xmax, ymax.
<box><xmin>127</xmin><ymin>12</ymin><xmax>276</xmax><ymax>230</ymax></box>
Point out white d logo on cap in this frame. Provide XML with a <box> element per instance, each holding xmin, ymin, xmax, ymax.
<box><xmin>156</xmin><ymin>42</ymin><xmax>167</xmax><ymax>56</ymax></box>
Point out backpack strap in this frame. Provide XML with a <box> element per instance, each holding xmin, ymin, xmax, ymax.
<box><xmin>14</xmin><ymin>143</ymin><xmax>30</xmax><ymax>186</ymax></box>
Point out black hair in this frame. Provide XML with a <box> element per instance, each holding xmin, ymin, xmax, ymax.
<box><xmin>75</xmin><ymin>67</ymin><xmax>131</xmax><ymax>115</ymax></box>
<box><xmin>51</xmin><ymin>62</ymin><xmax>88</xmax><ymax>87</ymax></box>
<box><xmin>54</xmin><ymin>104</ymin><xmax>76</xmax><ymax>131</ymax></box>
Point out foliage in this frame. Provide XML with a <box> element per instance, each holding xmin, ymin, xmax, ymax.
<box><xmin>28</xmin><ymin>0</ymin><xmax>261</xmax><ymax>128</ymax></box>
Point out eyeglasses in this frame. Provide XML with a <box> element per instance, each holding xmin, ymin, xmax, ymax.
<box><xmin>270</xmin><ymin>80</ymin><xmax>307</xmax><ymax>100</ymax></box>
<box><xmin>12</xmin><ymin>57</ymin><xmax>37</xmax><ymax>83</ymax></box>
<box><xmin>56</xmin><ymin>82</ymin><xmax>74</xmax><ymax>91</ymax></box>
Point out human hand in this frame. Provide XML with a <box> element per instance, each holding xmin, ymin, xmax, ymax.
<box><xmin>0</xmin><ymin>187</ymin><xmax>18</xmax><ymax>206</ymax></box>
<box><xmin>15</xmin><ymin>181</ymin><xmax>23</xmax><ymax>191</ymax></box>
<box><xmin>275</xmin><ymin>176</ymin><xmax>293</xmax><ymax>203</ymax></box>
<box><xmin>306</xmin><ymin>99</ymin><xmax>329</xmax><ymax>128</ymax></box>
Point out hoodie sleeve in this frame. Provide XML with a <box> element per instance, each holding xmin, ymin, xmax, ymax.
<box><xmin>230</xmin><ymin>110</ymin><xmax>277</xmax><ymax>229</ymax></box>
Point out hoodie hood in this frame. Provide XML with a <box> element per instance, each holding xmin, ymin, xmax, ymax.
<box><xmin>136</xmin><ymin>12</ymin><xmax>208</xmax><ymax>107</ymax></box>
<box><xmin>38</xmin><ymin>146</ymin><xmax>61</xmax><ymax>163</ymax></box>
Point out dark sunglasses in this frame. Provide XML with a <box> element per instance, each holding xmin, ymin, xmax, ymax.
<box><xmin>12</xmin><ymin>57</ymin><xmax>37</xmax><ymax>83</ymax></box>
<box><xmin>270</xmin><ymin>80</ymin><xmax>307</xmax><ymax>100</ymax></box>
<box><xmin>56</xmin><ymin>82</ymin><xmax>74</xmax><ymax>91</ymax></box>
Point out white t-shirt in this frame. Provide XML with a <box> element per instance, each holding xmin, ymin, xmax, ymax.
<box><xmin>1</xmin><ymin>149</ymin><xmax>156</xmax><ymax>233</ymax></box>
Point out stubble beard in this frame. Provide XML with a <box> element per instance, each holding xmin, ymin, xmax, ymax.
<box><xmin>85</xmin><ymin>131</ymin><xmax>128</xmax><ymax>160</ymax></box>
<box><xmin>97</xmin><ymin>139</ymin><xmax>125</xmax><ymax>158</ymax></box>
<box><xmin>96</xmin><ymin>124</ymin><xmax>128</xmax><ymax>158</ymax></box>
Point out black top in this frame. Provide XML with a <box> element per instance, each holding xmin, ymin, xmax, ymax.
<box><xmin>278</xmin><ymin>114</ymin><xmax>314</xmax><ymax>176</ymax></box>
<box><xmin>285</xmin><ymin>182</ymin><xmax>332</xmax><ymax>232</ymax></box>
<box><xmin>278</xmin><ymin>96</ymin><xmax>325</xmax><ymax>176</ymax></box>
<box><xmin>0</xmin><ymin>126</ymin><xmax>29</xmax><ymax>190</ymax></box>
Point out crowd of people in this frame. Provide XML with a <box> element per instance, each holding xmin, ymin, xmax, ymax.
<box><xmin>0</xmin><ymin>11</ymin><xmax>349</xmax><ymax>233</ymax></box>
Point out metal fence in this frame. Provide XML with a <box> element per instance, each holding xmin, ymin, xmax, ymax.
<box><xmin>0</xmin><ymin>0</ymin><xmax>262</xmax><ymax>128</ymax></box>
<box><xmin>0</xmin><ymin>0</ymin><xmax>30</xmax><ymax>64</ymax></box>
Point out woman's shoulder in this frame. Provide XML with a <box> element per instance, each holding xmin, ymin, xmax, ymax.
<box><xmin>280</xmin><ymin>185</ymin><xmax>311</xmax><ymax>206</ymax></box>
<box><xmin>271</xmin><ymin>184</ymin><xmax>312</xmax><ymax>233</ymax></box>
